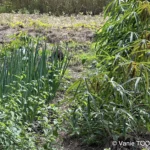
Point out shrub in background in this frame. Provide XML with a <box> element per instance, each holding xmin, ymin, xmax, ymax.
<box><xmin>0</xmin><ymin>0</ymin><xmax>110</xmax><ymax>15</ymax></box>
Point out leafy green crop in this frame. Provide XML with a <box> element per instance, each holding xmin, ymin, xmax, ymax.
<box><xmin>0</xmin><ymin>33</ymin><xmax>69</xmax><ymax>149</ymax></box>
<box><xmin>0</xmin><ymin>33</ymin><xmax>69</xmax><ymax>103</ymax></box>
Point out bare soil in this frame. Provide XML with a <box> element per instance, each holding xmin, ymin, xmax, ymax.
<box><xmin>0</xmin><ymin>13</ymin><xmax>106</xmax><ymax>44</ymax></box>
<box><xmin>0</xmin><ymin>25</ymin><xmax>96</xmax><ymax>44</ymax></box>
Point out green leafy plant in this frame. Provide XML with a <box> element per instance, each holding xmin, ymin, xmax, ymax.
<box><xmin>0</xmin><ymin>33</ymin><xmax>69</xmax><ymax>149</ymax></box>
<box><xmin>63</xmin><ymin>0</ymin><xmax>150</xmax><ymax>148</ymax></box>
<box><xmin>0</xmin><ymin>33</ymin><xmax>69</xmax><ymax>103</ymax></box>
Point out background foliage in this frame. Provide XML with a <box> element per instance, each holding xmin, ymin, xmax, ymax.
<box><xmin>0</xmin><ymin>0</ymin><xmax>110</xmax><ymax>15</ymax></box>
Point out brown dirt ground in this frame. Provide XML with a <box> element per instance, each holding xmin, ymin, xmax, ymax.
<box><xmin>0</xmin><ymin>13</ymin><xmax>105</xmax><ymax>44</ymax></box>
<box><xmin>0</xmin><ymin>25</ymin><xmax>96</xmax><ymax>44</ymax></box>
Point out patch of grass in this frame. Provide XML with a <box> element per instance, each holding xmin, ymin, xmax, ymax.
<box><xmin>0</xmin><ymin>13</ymin><xmax>106</xmax><ymax>30</ymax></box>
<box><xmin>68</xmin><ymin>44</ymin><xmax>97</xmax><ymax>69</ymax></box>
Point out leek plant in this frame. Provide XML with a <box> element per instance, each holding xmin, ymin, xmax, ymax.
<box><xmin>0</xmin><ymin>33</ymin><xmax>69</xmax><ymax>149</ymax></box>
<box><xmin>0</xmin><ymin>33</ymin><xmax>69</xmax><ymax>103</ymax></box>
